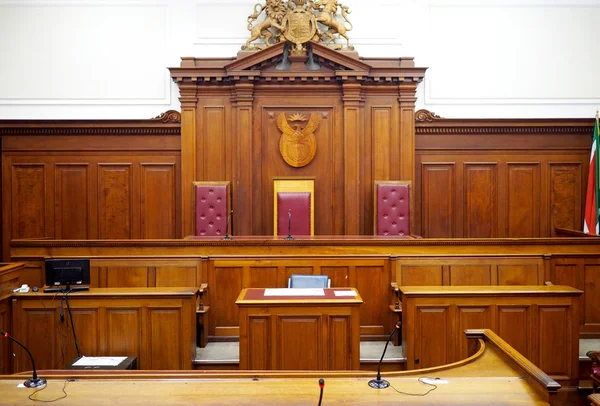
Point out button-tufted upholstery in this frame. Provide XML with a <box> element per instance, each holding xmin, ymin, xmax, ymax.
<box><xmin>194</xmin><ymin>181</ymin><xmax>230</xmax><ymax>237</ymax></box>
<box><xmin>375</xmin><ymin>181</ymin><xmax>411</xmax><ymax>236</ymax></box>
<box><xmin>277</xmin><ymin>192</ymin><xmax>311</xmax><ymax>236</ymax></box>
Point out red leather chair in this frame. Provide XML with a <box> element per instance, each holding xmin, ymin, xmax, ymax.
<box><xmin>193</xmin><ymin>181</ymin><xmax>230</xmax><ymax>237</ymax></box>
<box><xmin>273</xmin><ymin>178</ymin><xmax>314</xmax><ymax>237</ymax></box>
<box><xmin>374</xmin><ymin>180</ymin><xmax>412</xmax><ymax>236</ymax></box>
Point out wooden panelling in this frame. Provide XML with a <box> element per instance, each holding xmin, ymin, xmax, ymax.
<box><xmin>141</xmin><ymin>164</ymin><xmax>176</xmax><ymax>239</ymax></box>
<box><xmin>277</xmin><ymin>317</ymin><xmax>320</xmax><ymax>370</ymax></box>
<box><xmin>155</xmin><ymin>266</ymin><xmax>198</xmax><ymax>287</ymax></box>
<box><xmin>399</xmin><ymin>265</ymin><xmax>443</xmax><ymax>286</ymax></box>
<box><xmin>247</xmin><ymin>316</ymin><xmax>270</xmax><ymax>370</ymax></box>
<box><xmin>203</xmin><ymin>107</ymin><xmax>227</xmax><ymax>181</ymax></box>
<box><xmin>355</xmin><ymin>264</ymin><xmax>389</xmax><ymax>337</ymax></box>
<box><xmin>106</xmin><ymin>308</ymin><xmax>141</xmax><ymax>361</ymax></box>
<box><xmin>209</xmin><ymin>265</ymin><xmax>243</xmax><ymax>337</ymax></box>
<box><xmin>497</xmin><ymin>264</ymin><xmax>540</xmax><ymax>285</ymax></box>
<box><xmin>55</xmin><ymin>164</ymin><xmax>90</xmax><ymax>239</ymax></box>
<box><xmin>11</xmin><ymin>164</ymin><xmax>46</xmax><ymax>239</ymax></box>
<box><xmin>0</xmin><ymin>298</ymin><xmax>10</xmax><ymax>374</ymax></box>
<box><xmin>507</xmin><ymin>164</ymin><xmax>540</xmax><ymax>237</ymax></box>
<box><xmin>584</xmin><ymin>263</ymin><xmax>600</xmax><ymax>326</ymax></box>
<box><xmin>106</xmin><ymin>267</ymin><xmax>149</xmax><ymax>288</ymax></box>
<box><xmin>402</xmin><ymin>286</ymin><xmax>581</xmax><ymax>385</ymax></box>
<box><xmin>449</xmin><ymin>265</ymin><xmax>492</xmax><ymax>286</ymax></box>
<box><xmin>414</xmin><ymin>307</ymin><xmax>449</xmax><ymax>369</ymax></box>
<box><xmin>98</xmin><ymin>164</ymin><xmax>132</xmax><ymax>239</ymax></box>
<box><xmin>538</xmin><ymin>306</ymin><xmax>570</xmax><ymax>378</ymax></box>
<box><xmin>420</xmin><ymin>163</ymin><xmax>454</xmax><ymax>238</ymax></box>
<box><xmin>372</xmin><ymin>107</ymin><xmax>393</xmax><ymax>181</ymax></box>
<box><xmin>328</xmin><ymin>316</ymin><xmax>351</xmax><ymax>370</ymax></box>
<box><xmin>464</xmin><ymin>164</ymin><xmax>497</xmax><ymax>238</ymax></box>
<box><xmin>321</xmin><ymin>266</ymin><xmax>350</xmax><ymax>288</ymax></box>
<box><xmin>11</xmin><ymin>288</ymin><xmax>195</xmax><ymax>372</ymax></box>
<box><xmin>149</xmin><ymin>309</ymin><xmax>182</xmax><ymax>370</ymax></box>
<box><xmin>549</xmin><ymin>164</ymin><xmax>582</xmax><ymax>235</ymax></box>
<box><xmin>248</xmin><ymin>266</ymin><xmax>279</xmax><ymax>288</ymax></box>
<box><xmin>497</xmin><ymin>306</ymin><xmax>530</xmax><ymax>358</ymax></box>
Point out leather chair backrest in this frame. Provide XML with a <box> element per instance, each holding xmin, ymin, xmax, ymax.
<box><xmin>288</xmin><ymin>274</ymin><xmax>330</xmax><ymax>288</ymax></box>
<box><xmin>375</xmin><ymin>182</ymin><xmax>411</xmax><ymax>236</ymax></box>
<box><xmin>277</xmin><ymin>192</ymin><xmax>311</xmax><ymax>236</ymax></box>
<box><xmin>194</xmin><ymin>182</ymin><xmax>229</xmax><ymax>236</ymax></box>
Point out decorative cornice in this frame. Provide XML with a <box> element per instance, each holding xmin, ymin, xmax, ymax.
<box><xmin>416</xmin><ymin>126</ymin><xmax>592</xmax><ymax>135</ymax></box>
<box><xmin>415</xmin><ymin>109</ymin><xmax>442</xmax><ymax>122</ymax></box>
<box><xmin>152</xmin><ymin>110</ymin><xmax>181</xmax><ymax>124</ymax></box>
<box><xmin>0</xmin><ymin>127</ymin><xmax>180</xmax><ymax>136</ymax></box>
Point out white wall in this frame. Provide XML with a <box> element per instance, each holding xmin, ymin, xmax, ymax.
<box><xmin>0</xmin><ymin>0</ymin><xmax>598</xmax><ymax>119</ymax></box>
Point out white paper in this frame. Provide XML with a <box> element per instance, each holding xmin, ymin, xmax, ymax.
<box><xmin>333</xmin><ymin>290</ymin><xmax>356</xmax><ymax>297</ymax></box>
<box><xmin>420</xmin><ymin>378</ymin><xmax>449</xmax><ymax>385</ymax></box>
<box><xmin>72</xmin><ymin>356</ymin><xmax>127</xmax><ymax>367</ymax></box>
<box><xmin>263</xmin><ymin>288</ymin><xmax>324</xmax><ymax>296</ymax></box>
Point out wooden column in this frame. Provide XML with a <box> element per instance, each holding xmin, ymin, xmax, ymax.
<box><xmin>342</xmin><ymin>81</ymin><xmax>364</xmax><ymax>235</ymax></box>
<box><xmin>398</xmin><ymin>81</ymin><xmax>418</xmax><ymax>184</ymax></box>
<box><xmin>232</xmin><ymin>81</ymin><xmax>255</xmax><ymax>236</ymax></box>
<box><xmin>178</xmin><ymin>82</ymin><xmax>199</xmax><ymax>237</ymax></box>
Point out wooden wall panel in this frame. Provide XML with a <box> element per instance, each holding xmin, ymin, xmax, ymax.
<box><xmin>209</xmin><ymin>265</ymin><xmax>243</xmax><ymax>337</ymax></box>
<box><xmin>55</xmin><ymin>164</ymin><xmax>90</xmax><ymax>239</ymax></box>
<box><xmin>321</xmin><ymin>266</ymin><xmax>350</xmax><ymax>288</ymax></box>
<box><xmin>355</xmin><ymin>265</ymin><xmax>388</xmax><ymax>337</ymax></box>
<box><xmin>106</xmin><ymin>308</ymin><xmax>141</xmax><ymax>362</ymax></box>
<box><xmin>538</xmin><ymin>307</ymin><xmax>569</xmax><ymax>377</ymax></box>
<box><xmin>328</xmin><ymin>316</ymin><xmax>351</xmax><ymax>370</ymax></box>
<box><xmin>141</xmin><ymin>164</ymin><xmax>176</xmax><ymax>239</ymax></box>
<box><xmin>247</xmin><ymin>316</ymin><xmax>270</xmax><ymax>370</ymax></box>
<box><xmin>98</xmin><ymin>164</ymin><xmax>132</xmax><ymax>239</ymax></box>
<box><xmin>464</xmin><ymin>164</ymin><xmax>497</xmax><ymax>238</ymax></box>
<box><xmin>549</xmin><ymin>164</ymin><xmax>582</xmax><ymax>235</ymax></box>
<box><xmin>155</xmin><ymin>266</ymin><xmax>198</xmax><ymax>287</ymax></box>
<box><xmin>0</xmin><ymin>298</ymin><xmax>10</xmax><ymax>374</ymax></box>
<box><xmin>497</xmin><ymin>264</ymin><xmax>540</xmax><ymax>285</ymax></box>
<box><xmin>18</xmin><ymin>309</ymin><xmax>57</xmax><ymax>371</ymax></box>
<box><xmin>203</xmin><ymin>107</ymin><xmax>227</xmax><ymax>181</ymax></box>
<box><xmin>507</xmin><ymin>164</ymin><xmax>540</xmax><ymax>237</ymax></box>
<box><xmin>277</xmin><ymin>316</ymin><xmax>320</xmax><ymax>370</ymax></box>
<box><xmin>400</xmin><ymin>265</ymin><xmax>443</xmax><ymax>286</ymax></box>
<box><xmin>584</xmin><ymin>263</ymin><xmax>600</xmax><ymax>327</ymax></box>
<box><xmin>449</xmin><ymin>265</ymin><xmax>492</xmax><ymax>286</ymax></box>
<box><xmin>106</xmin><ymin>267</ymin><xmax>149</xmax><ymax>288</ymax></box>
<box><xmin>149</xmin><ymin>309</ymin><xmax>182</xmax><ymax>370</ymax></box>
<box><xmin>415</xmin><ymin>307</ymin><xmax>449</xmax><ymax>368</ymax></box>
<box><xmin>420</xmin><ymin>163</ymin><xmax>454</xmax><ymax>238</ymax></box>
<box><xmin>248</xmin><ymin>266</ymin><xmax>278</xmax><ymax>288</ymax></box>
<box><xmin>11</xmin><ymin>164</ymin><xmax>47</xmax><ymax>239</ymax></box>
<box><xmin>372</xmin><ymin>107</ymin><xmax>393</xmax><ymax>181</ymax></box>
<box><xmin>456</xmin><ymin>306</ymin><xmax>493</xmax><ymax>360</ymax></box>
<box><xmin>63</xmin><ymin>309</ymin><xmax>99</xmax><ymax>364</ymax></box>
<box><xmin>497</xmin><ymin>306</ymin><xmax>530</xmax><ymax>358</ymax></box>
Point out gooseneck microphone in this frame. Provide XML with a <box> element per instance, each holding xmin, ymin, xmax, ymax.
<box><xmin>222</xmin><ymin>209</ymin><xmax>233</xmax><ymax>241</ymax></box>
<box><xmin>284</xmin><ymin>209</ymin><xmax>294</xmax><ymax>240</ymax></box>
<box><xmin>318</xmin><ymin>378</ymin><xmax>325</xmax><ymax>406</ymax></box>
<box><xmin>1</xmin><ymin>331</ymin><xmax>46</xmax><ymax>388</ymax></box>
<box><xmin>368</xmin><ymin>321</ymin><xmax>401</xmax><ymax>389</ymax></box>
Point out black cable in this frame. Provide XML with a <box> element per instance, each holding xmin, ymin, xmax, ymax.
<box><xmin>28</xmin><ymin>379</ymin><xmax>71</xmax><ymax>403</ymax></box>
<box><xmin>63</xmin><ymin>291</ymin><xmax>82</xmax><ymax>358</ymax></box>
<box><xmin>389</xmin><ymin>377</ymin><xmax>439</xmax><ymax>397</ymax></box>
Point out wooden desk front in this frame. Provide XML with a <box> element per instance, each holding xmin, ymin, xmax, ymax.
<box><xmin>236</xmin><ymin>288</ymin><xmax>362</xmax><ymax>370</ymax></box>
<box><xmin>8</xmin><ymin>288</ymin><xmax>196</xmax><ymax>372</ymax></box>
<box><xmin>400</xmin><ymin>285</ymin><xmax>582</xmax><ymax>386</ymax></box>
<box><xmin>0</xmin><ymin>330</ymin><xmax>560</xmax><ymax>405</ymax></box>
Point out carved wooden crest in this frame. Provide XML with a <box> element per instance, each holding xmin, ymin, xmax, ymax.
<box><xmin>276</xmin><ymin>112</ymin><xmax>321</xmax><ymax>168</ymax></box>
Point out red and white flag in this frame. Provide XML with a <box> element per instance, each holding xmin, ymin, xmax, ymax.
<box><xmin>584</xmin><ymin>116</ymin><xmax>600</xmax><ymax>234</ymax></box>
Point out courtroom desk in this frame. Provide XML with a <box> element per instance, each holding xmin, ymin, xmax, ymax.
<box><xmin>236</xmin><ymin>288</ymin><xmax>362</xmax><ymax>370</ymax></box>
<box><xmin>9</xmin><ymin>288</ymin><xmax>196</xmax><ymax>372</ymax></box>
<box><xmin>10</xmin><ymin>235</ymin><xmax>600</xmax><ymax>341</ymax></box>
<box><xmin>0</xmin><ymin>330</ymin><xmax>561</xmax><ymax>405</ymax></box>
<box><xmin>400</xmin><ymin>285</ymin><xmax>582</xmax><ymax>387</ymax></box>
<box><xmin>590</xmin><ymin>394</ymin><xmax>600</xmax><ymax>405</ymax></box>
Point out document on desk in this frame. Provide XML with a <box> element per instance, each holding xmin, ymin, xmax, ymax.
<box><xmin>72</xmin><ymin>356</ymin><xmax>127</xmax><ymax>367</ymax></box>
<box><xmin>264</xmin><ymin>288</ymin><xmax>325</xmax><ymax>296</ymax></box>
<box><xmin>333</xmin><ymin>290</ymin><xmax>356</xmax><ymax>297</ymax></box>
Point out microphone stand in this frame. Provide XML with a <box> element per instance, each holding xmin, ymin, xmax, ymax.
<box><xmin>284</xmin><ymin>209</ymin><xmax>294</xmax><ymax>240</ymax></box>
<box><xmin>368</xmin><ymin>321</ymin><xmax>401</xmax><ymax>389</ymax></box>
<box><xmin>222</xmin><ymin>210</ymin><xmax>233</xmax><ymax>241</ymax></box>
<box><xmin>1</xmin><ymin>331</ymin><xmax>46</xmax><ymax>388</ymax></box>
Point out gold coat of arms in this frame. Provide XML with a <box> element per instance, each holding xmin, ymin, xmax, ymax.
<box><xmin>243</xmin><ymin>0</ymin><xmax>353</xmax><ymax>51</ymax></box>
<box><xmin>276</xmin><ymin>113</ymin><xmax>322</xmax><ymax>168</ymax></box>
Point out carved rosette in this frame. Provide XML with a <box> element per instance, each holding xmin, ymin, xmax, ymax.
<box><xmin>276</xmin><ymin>112</ymin><xmax>321</xmax><ymax>168</ymax></box>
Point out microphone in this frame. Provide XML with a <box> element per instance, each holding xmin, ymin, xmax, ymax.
<box><xmin>284</xmin><ymin>209</ymin><xmax>294</xmax><ymax>240</ymax></box>
<box><xmin>222</xmin><ymin>209</ymin><xmax>233</xmax><ymax>240</ymax></box>
<box><xmin>317</xmin><ymin>378</ymin><xmax>325</xmax><ymax>406</ymax></box>
<box><xmin>368</xmin><ymin>321</ymin><xmax>401</xmax><ymax>389</ymax></box>
<box><xmin>1</xmin><ymin>331</ymin><xmax>46</xmax><ymax>388</ymax></box>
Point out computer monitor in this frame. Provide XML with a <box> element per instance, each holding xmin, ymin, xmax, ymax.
<box><xmin>44</xmin><ymin>258</ymin><xmax>90</xmax><ymax>293</ymax></box>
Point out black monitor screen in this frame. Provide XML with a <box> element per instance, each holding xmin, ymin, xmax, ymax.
<box><xmin>45</xmin><ymin>259</ymin><xmax>90</xmax><ymax>287</ymax></box>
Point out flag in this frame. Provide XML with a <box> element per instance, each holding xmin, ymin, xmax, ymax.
<box><xmin>584</xmin><ymin>116</ymin><xmax>600</xmax><ymax>234</ymax></box>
